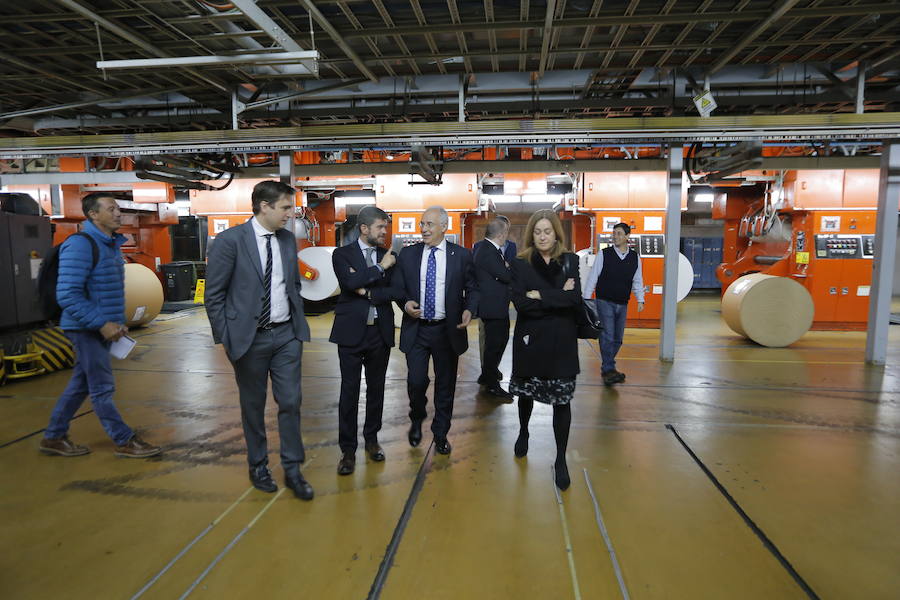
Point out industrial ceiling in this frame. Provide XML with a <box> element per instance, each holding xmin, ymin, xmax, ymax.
<box><xmin>1</xmin><ymin>0</ymin><xmax>899</xmax><ymax>140</ymax></box>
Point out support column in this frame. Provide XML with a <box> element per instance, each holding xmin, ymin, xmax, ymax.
<box><xmin>49</xmin><ymin>184</ymin><xmax>61</xmax><ymax>217</ymax></box>
<box><xmin>279</xmin><ymin>151</ymin><xmax>298</xmax><ymax>235</ymax></box>
<box><xmin>865</xmin><ymin>141</ymin><xmax>899</xmax><ymax>365</ymax></box>
<box><xmin>659</xmin><ymin>144</ymin><xmax>684</xmax><ymax>362</ymax></box>
<box><xmin>458</xmin><ymin>74</ymin><xmax>465</xmax><ymax>123</ymax></box>
<box><xmin>855</xmin><ymin>62</ymin><xmax>866</xmax><ymax>114</ymax></box>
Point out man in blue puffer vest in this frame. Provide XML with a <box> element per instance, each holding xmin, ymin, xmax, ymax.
<box><xmin>40</xmin><ymin>192</ymin><xmax>161</xmax><ymax>458</ymax></box>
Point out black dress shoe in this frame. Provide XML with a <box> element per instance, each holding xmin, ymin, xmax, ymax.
<box><xmin>249</xmin><ymin>465</ymin><xmax>277</xmax><ymax>493</ymax></box>
<box><xmin>365</xmin><ymin>442</ymin><xmax>385</xmax><ymax>462</ymax></box>
<box><xmin>408</xmin><ymin>420</ymin><xmax>423</xmax><ymax>447</ymax></box>
<box><xmin>337</xmin><ymin>453</ymin><xmax>355</xmax><ymax>475</ymax></box>
<box><xmin>285</xmin><ymin>473</ymin><xmax>314</xmax><ymax>501</ymax></box>
<box><xmin>613</xmin><ymin>370</ymin><xmax>626</xmax><ymax>383</ymax></box>
<box><xmin>434</xmin><ymin>438</ymin><xmax>452</xmax><ymax>455</ymax></box>
<box><xmin>485</xmin><ymin>385</ymin><xmax>514</xmax><ymax>400</ymax></box>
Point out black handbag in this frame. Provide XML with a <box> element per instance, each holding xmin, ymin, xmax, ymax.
<box><xmin>562</xmin><ymin>255</ymin><xmax>602</xmax><ymax>340</ymax></box>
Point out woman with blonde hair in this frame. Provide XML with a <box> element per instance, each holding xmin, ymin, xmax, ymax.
<box><xmin>509</xmin><ymin>209</ymin><xmax>581</xmax><ymax>490</ymax></box>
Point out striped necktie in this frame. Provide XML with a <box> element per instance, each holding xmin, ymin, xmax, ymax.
<box><xmin>423</xmin><ymin>246</ymin><xmax>437</xmax><ymax>320</ymax></box>
<box><xmin>258</xmin><ymin>233</ymin><xmax>273</xmax><ymax>328</ymax></box>
<box><xmin>365</xmin><ymin>246</ymin><xmax>377</xmax><ymax>325</ymax></box>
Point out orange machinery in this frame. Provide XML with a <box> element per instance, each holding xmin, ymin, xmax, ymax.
<box><xmin>5</xmin><ymin>175</ymin><xmax>177</xmax><ymax>277</ymax></box>
<box><xmin>715</xmin><ymin>169</ymin><xmax>895</xmax><ymax>330</ymax></box>
<box><xmin>374</xmin><ymin>173</ymin><xmax>477</xmax><ymax>248</ymax></box>
<box><xmin>575</xmin><ymin>171</ymin><xmax>688</xmax><ymax>327</ymax></box>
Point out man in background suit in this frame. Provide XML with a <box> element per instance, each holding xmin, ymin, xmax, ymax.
<box><xmin>472</xmin><ymin>215</ymin><xmax>516</xmax><ymax>386</ymax></box>
<box><xmin>330</xmin><ymin>206</ymin><xmax>396</xmax><ymax>475</ymax></box>
<box><xmin>473</xmin><ymin>218</ymin><xmax>514</xmax><ymax>400</ymax></box>
<box><xmin>205</xmin><ymin>180</ymin><xmax>314</xmax><ymax>501</ymax></box>
<box><xmin>392</xmin><ymin>206</ymin><xmax>478</xmax><ymax>455</ymax></box>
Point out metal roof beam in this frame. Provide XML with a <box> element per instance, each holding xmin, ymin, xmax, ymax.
<box><xmin>707</xmin><ymin>0</ymin><xmax>802</xmax><ymax>75</ymax></box>
<box><xmin>229</xmin><ymin>0</ymin><xmax>308</xmax><ymax>53</ymax></box>
<box><xmin>296</xmin><ymin>0</ymin><xmax>377</xmax><ymax>81</ymax></box>
<box><xmin>53</xmin><ymin>0</ymin><xmax>231</xmax><ymax>94</ymax></box>
<box><xmin>342</xmin><ymin>5</ymin><xmax>900</xmax><ymax>38</ymax></box>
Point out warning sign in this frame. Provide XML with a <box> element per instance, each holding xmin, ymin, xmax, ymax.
<box><xmin>194</xmin><ymin>279</ymin><xmax>205</xmax><ymax>304</ymax></box>
<box><xmin>692</xmin><ymin>90</ymin><xmax>718</xmax><ymax>118</ymax></box>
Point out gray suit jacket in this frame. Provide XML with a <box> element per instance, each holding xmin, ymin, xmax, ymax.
<box><xmin>205</xmin><ymin>220</ymin><xmax>311</xmax><ymax>361</ymax></box>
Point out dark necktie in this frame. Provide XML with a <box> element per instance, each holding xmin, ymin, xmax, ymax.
<box><xmin>424</xmin><ymin>246</ymin><xmax>437</xmax><ymax>320</ymax></box>
<box><xmin>365</xmin><ymin>247</ymin><xmax>377</xmax><ymax>325</ymax></box>
<box><xmin>258</xmin><ymin>233</ymin><xmax>273</xmax><ymax>328</ymax></box>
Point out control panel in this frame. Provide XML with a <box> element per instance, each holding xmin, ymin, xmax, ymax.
<box><xmin>596</xmin><ymin>234</ymin><xmax>638</xmax><ymax>253</ymax></box>
<box><xmin>638</xmin><ymin>234</ymin><xmax>665</xmax><ymax>257</ymax></box>
<box><xmin>814</xmin><ymin>234</ymin><xmax>872</xmax><ymax>259</ymax></box>
<box><xmin>596</xmin><ymin>234</ymin><xmax>664</xmax><ymax>257</ymax></box>
<box><xmin>861</xmin><ymin>235</ymin><xmax>874</xmax><ymax>258</ymax></box>
<box><xmin>392</xmin><ymin>234</ymin><xmax>422</xmax><ymax>249</ymax></box>
<box><xmin>391</xmin><ymin>233</ymin><xmax>458</xmax><ymax>251</ymax></box>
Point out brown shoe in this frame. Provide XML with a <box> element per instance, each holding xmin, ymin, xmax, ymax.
<box><xmin>115</xmin><ymin>435</ymin><xmax>161</xmax><ymax>458</ymax></box>
<box><xmin>40</xmin><ymin>435</ymin><xmax>90</xmax><ymax>457</ymax></box>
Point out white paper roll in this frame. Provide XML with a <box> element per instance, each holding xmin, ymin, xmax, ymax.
<box><xmin>677</xmin><ymin>253</ymin><xmax>694</xmax><ymax>302</ymax></box>
<box><xmin>297</xmin><ymin>246</ymin><xmax>340</xmax><ymax>301</ymax></box>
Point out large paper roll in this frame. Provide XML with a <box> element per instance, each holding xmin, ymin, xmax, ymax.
<box><xmin>677</xmin><ymin>253</ymin><xmax>694</xmax><ymax>302</ymax></box>
<box><xmin>297</xmin><ymin>246</ymin><xmax>340</xmax><ymax>301</ymax></box>
<box><xmin>124</xmin><ymin>263</ymin><xmax>164</xmax><ymax>327</ymax></box>
<box><xmin>721</xmin><ymin>273</ymin><xmax>813</xmax><ymax>347</ymax></box>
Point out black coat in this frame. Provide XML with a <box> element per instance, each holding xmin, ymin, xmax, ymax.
<box><xmin>391</xmin><ymin>241</ymin><xmax>479</xmax><ymax>356</ymax></box>
<box><xmin>510</xmin><ymin>252</ymin><xmax>581</xmax><ymax>379</ymax></box>
<box><xmin>473</xmin><ymin>241</ymin><xmax>512</xmax><ymax>319</ymax></box>
<box><xmin>329</xmin><ymin>242</ymin><xmax>395</xmax><ymax>347</ymax></box>
<box><xmin>473</xmin><ymin>239</ymin><xmax>517</xmax><ymax>264</ymax></box>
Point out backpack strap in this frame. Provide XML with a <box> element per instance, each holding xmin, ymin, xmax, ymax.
<box><xmin>73</xmin><ymin>232</ymin><xmax>99</xmax><ymax>269</ymax></box>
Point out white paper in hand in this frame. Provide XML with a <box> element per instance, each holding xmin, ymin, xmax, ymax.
<box><xmin>109</xmin><ymin>335</ymin><xmax>137</xmax><ymax>360</ymax></box>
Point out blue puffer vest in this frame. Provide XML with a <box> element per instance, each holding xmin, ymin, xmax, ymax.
<box><xmin>56</xmin><ymin>220</ymin><xmax>127</xmax><ymax>331</ymax></box>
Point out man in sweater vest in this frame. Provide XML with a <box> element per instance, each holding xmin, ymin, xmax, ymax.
<box><xmin>583</xmin><ymin>222</ymin><xmax>645</xmax><ymax>385</ymax></box>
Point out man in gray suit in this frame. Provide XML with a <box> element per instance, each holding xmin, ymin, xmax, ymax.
<box><xmin>205</xmin><ymin>180</ymin><xmax>314</xmax><ymax>501</ymax></box>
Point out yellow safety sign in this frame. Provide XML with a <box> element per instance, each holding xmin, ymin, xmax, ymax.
<box><xmin>795</xmin><ymin>252</ymin><xmax>810</xmax><ymax>264</ymax></box>
<box><xmin>194</xmin><ymin>279</ymin><xmax>205</xmax><ymax>304</ymax></box>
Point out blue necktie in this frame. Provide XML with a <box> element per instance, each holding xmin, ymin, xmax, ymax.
<box><xmin>424</xmin><ymin>246</ymin><xmax>437</xmax><ymax>320</ymax></box>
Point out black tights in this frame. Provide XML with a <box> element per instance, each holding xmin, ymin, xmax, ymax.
<box><xmin>517</xmin><ymin>396</ymin><xmax>571</xmax><ymax>461</ymax></box>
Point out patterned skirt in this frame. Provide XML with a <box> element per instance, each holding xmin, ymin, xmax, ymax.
<box><xmin>510</xmin><ymin>376</ymin><xmax>576</xmax><ymax>406</ymax></box>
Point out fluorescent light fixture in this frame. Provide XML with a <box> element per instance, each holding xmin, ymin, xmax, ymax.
<box><xmin>486</xmin><ymin>195</ymin><xmax>522</xmax><ymax>204</ymax></box>
<box><xmin>694</xmin><ymin>193</ymin><xmax>714</xmax><ymax>203</ymax></box>
<box><xmin>97</xmin><ymin>51</ymin><xmax>319</xmax><ymax>74</ymax></box>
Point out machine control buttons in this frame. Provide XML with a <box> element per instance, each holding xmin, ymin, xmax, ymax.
<box><xmin>814</xmin><ymin>234</ymin><xmax>864</xmax><ymax>259</ymax></box>
<box><xmin>861</xmin><ymin>235</ymin><xmax>875</xmax><ymax>258</ymax></box>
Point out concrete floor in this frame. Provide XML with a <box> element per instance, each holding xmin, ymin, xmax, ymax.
<box><xmin>1</xmin><ymin>295</ymin><xmax>898</xmax><ymax>599</ymax></box>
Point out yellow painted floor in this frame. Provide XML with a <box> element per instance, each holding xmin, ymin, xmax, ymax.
<box><xmin>1</xmin><ymin>295</ymin><xmax>899</xmax><ymax>599</ymax></box>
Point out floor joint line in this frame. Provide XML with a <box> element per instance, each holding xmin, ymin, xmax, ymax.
<box><xmin>665</xmin><ymin>424</ymin><xmax>821</xmax><ymax>600</ymax></box>
<box><xmin>582</xmin><ymin>468</ymin><xmax>630</xmax><ymax>600</ymax></box>
<box><xmin>367</xmin><ymin>442</ymin><xmax>435</xmax><ymax>600</ymax></box>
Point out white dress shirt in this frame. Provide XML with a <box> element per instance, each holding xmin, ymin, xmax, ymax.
<box><xmin>582</xmin><ymin>245</ymin><xmax>645</xmax><ymax>303</ymax></box>
<box><xmin>419</xmin><ymin>239</ymin><xmax>447</xmax><ymax>320</ymax></box>
<box><xmin>358</xmin><ymin>237</ymin><xmax>379</xmax><ymax>323</ymax></box>
<box><xmin>251</xmin><ymin>217</ymin><xmax>290</xmax><ymax>323</ymax></box>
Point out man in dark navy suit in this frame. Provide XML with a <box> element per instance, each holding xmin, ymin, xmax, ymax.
<box><xmin>473</xmin><ymin>217</ymin><xmax>514</xmax><ymax>399</ymax></box>
<box><xmin>472</xmin><ymin>215</ymin><xmax>517</xmax><ymax>387</ymax></box>
<box><xmin>392</xmin><ymin>206</ymin><xmax>478</xmax><ymax>455</ymax></box>
<box><xmin>330</xmin><ymin>206</ymin><xmax>396</xmax><ymax>475</ymax></box>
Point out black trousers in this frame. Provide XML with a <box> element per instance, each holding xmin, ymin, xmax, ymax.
<box><xmin>479</xmin><ymin>316</ymin><xmax>509</xmax><ymax>387</ymax></box>
<box><xmin>406</xmin><ymin>323</ymin><xmax>459</xmax><ymax>439</ymax></box>
<box><xmin>337</xmin><ymin>325</ymin><xmax>390</xmax><ymax>453</ymax></box>
<box><xmin>231</xmin><ymin>322</ymin><xmax>304</xmax><ymax>476</ymax></box>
